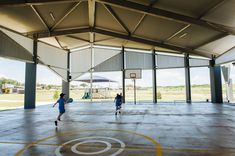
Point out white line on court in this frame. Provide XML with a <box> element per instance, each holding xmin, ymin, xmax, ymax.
<box><xmin>55</xmin><ymin>136</ymin><xmax>125</xmax><ymax>156</ymax></box>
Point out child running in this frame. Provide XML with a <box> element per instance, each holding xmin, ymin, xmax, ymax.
<box><xmin>53</xmin><ymin>93</ymin><xmax>67</xmax><ymax>126</ymax></box>
<box><xmin>114</xmin><ymin>93</ymin><xmax>122</xmax><ymax>115</ymax></box>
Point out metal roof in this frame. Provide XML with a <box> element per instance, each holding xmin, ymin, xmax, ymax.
<box><xmin>1</xmin><ymin>0</ymin><xmax>235</xmax><ymax>58</ymax></box>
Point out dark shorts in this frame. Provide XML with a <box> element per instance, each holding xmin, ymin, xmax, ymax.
<box><xmin>116</xmin><ymin>105</ymin><xmax>121</xmax><ymax>110</ymax></box>
<box><xmin>59</xmin><ymin>108</ymin><xmax>65</xmax><ymax>114</ymax></box>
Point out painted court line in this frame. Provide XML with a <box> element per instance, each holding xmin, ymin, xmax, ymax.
<box><xmin>0</xmin><ymin>141</ymin><xmax>234</xmax><ymax>154</ymax></box>
<box><xmin>14</xmin><ymin>129</ymin><xmax>162</xmax><ymax>156</ymax></box>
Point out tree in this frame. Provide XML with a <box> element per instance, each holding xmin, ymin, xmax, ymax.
<box><xmin>80</xmin><ymin>83</ymin><xmax>88</xmax><ymax>88</ymax></box>
<box><xmin>46</xmin><ymin>85</ymin><xmax>52</xmax><ymax>90</ymax></box>
<box><xmin>157</xmin><ymin>91</ymin><xmax>162</xmax><ymax>99</ymax></box>
<box><xmin>53</xmin><ymin>90</ymin><xmax>59</xmax><ymax>100</ymax></box>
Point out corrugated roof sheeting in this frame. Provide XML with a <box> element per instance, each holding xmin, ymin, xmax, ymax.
<box><xmin>50</xmin><ymin>67</ymin><xmax>68</xmax><ymax>82</ymax></box>
<box><xmin>95</xmin><ymin>3</ymin><xmax>125</xmax><ymax>33</ymax></box>
<box><xmin>189</xmin><ymin>58</ymin><xmax>210</xmax><ymax>67</ymax></box>
<box><xmin>125</xmin><ymin>41</ymin><xmax>153</xmax><ymax>50</ymax></box>
<box><xmin>202</xmin><ymin>0</ymin><xmax>235</xmax><ymax>27</ymax></box>
<box><xmin>56</xmin><ymin>34</ymin><xmax>89</xmax><ymax>49</ymax></box>
<box><xmin>93</xmin><ymin>52</ymin><xmax>122</xmax><ymax>72</ymax></box>
<box><xmin>37</xmin><ymin>41</ymin><xmax>69</xmax><ymax>80</ymax></box>
<box><xmin>95</xmin><ymin>33</ymin><xmax>114</xmax><ymax>42</ymax></box>
<box><xmin>70</xmin><ymin>48</ymin><xmax>92</xmax><ymax>80</ymax></box>
<box><xmin>95</xmin><ymin>38</ymin><xmax>125</xmax><ymax>47</ymax></box>
<box><xmin>153</xmin><ymin>0</ymin><xmax>222</xmax><ymax>18</ymax></box>
<box><xmin>157</xmin><ymin>54</ymin><xmax>185</xmax><ymax>69</ymax></box>
<box><xmin>39</xmin><ymin>37</ymin><xmax>61</xmax><ymax>48</ymax></box>
<box><xmin>128</xmin><ymin>0</ymin><xmax>150</xmax><ymax>6</ymax></box>
<box><xmin>111</xmin><ymin>6</ymin><xmax>144</xmax><ymax>33</ymax></box>
<box><xmin>216</xmin><ymin>47</ymin><xmax>235</xmax><ymax>65</ymax></box>
<box><xmin>125</xmin><ymin>51</ymin><xmax>153</xmax><ymax>69</ymax></box>
<box><xmin>0</xmin><ymin>6</ymin><xmax>46</xmax><ymax>33</ymax></box>
<box><xmin>0</xmin><ymin>27</ymin><xmax>33</xmax><ymax>55</ymax></box>
<box><xmin>33</xmin><ymin>3</ymin><xmax>77</xmax><ymax>28</ymax></box>
<box><xmin>37</xmin><ymin>41</ymin><xmax>68</xmax><ymax>69</ymax></box>
<box><xmin>167</xmin><ymin>25</ymin><xmax>223</xmax><ymax>48</ymax></box>
<box><xmin>0</xmin><ymin>31</ymin><xmax>33</xmax><ymax>62</ymax></box>
<box><xmin>134</xmin><ymin>15</ymin><xmax>185</xmax><ymax>41</ymax></box>
<box><xmin>93</xmin><ymin>47</ymin><xmax>121</xmax><ymax>67</ymax></box>
<box><xmin>0</xmin><ymin>0</ymin><xmax>235</xmax><ymax>59</ymax></box>
<box><xmin>197</xmin><ymin>35</ymin><xmax>235</xmax><ymax>55</ymax></box>
<box><xmin>55</xmin><ymin>2</ymin><xmax>89</xmax><ymax>29</ymax></box>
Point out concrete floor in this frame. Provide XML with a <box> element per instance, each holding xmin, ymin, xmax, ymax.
<box><xmin>0</xmin><ymin>102</ymin><xmax>235</xmax><ymax>156</ymax></box>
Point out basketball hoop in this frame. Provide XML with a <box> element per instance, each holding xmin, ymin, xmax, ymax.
<box><xmin>130</xmin><ymin>73</ymin><xmax>137</xmax><ymax>79</ymax></box>
<box><xmin>125</xmin><ymin>69</ymin><xmax>142</xmax><ymax>79</ymax></box>
<box><xmin>125</xmin><ymin>69</ymin><xmax>142</xmax><ymax>104</ymax></box>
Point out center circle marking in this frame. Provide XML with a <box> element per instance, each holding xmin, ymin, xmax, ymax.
<box><xmin>55</xmin><ymin>136</ymin><xmax>125</xmax><ymax>156</ymax></box>
<box><xmin>15</xmin><ymin>129</ymin><xmax>162</xmax><ymax>156</ymax></box>
<box><xmin>71</xmin><ymin>140</ymin><xmax>111</xmax><ymax>155</ymax></box>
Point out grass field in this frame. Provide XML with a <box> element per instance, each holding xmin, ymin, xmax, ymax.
<box><xmin>0</xmin><ymin>85</ymin><xmax>229</xmax><ymax>110</ymax></box>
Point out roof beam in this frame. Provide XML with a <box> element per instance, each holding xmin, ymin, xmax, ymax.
<box><xmin>95</xmin><ymin>37</ymin><xmax>115</xmax><ymax>42</ymax></box>
<box><xmin>31</xmin><ymin>26</ymin><xmax>210</xmax><ymax>57</ymax></box>
<box><xmin>198</xmin><ymin>0</ymin><xmax>227</xmax><ymax>19</ymax></box>
<box><xmin>50</xmin><ymin>2</ymin><xmax>81</xmax><ymax>31</ymax></box>
<box><xmin>97</xmin><ymin>0</ymin><xmax>232</xmax><ymax>35</ymax></box>
<box><xmin>126</xmin><ymin>0</ymin><xmax>159</xmax><ymax>46</ymax></box>
<box><xmin>92</xmin><ymin>28</ymin><xmax>211</xmax><ymax>57</ymax></box>
<box><xmin>88</xmin><ymin>0</ymin><xmax>96</xmax><ymax>43</ymax></box>
<box><xmin>0</xmin><ymin>0</ymin><xmax>84</xmax><ymax>6</ymax></box>
<box><xmin>35</xmin><ymin>27</ymin><xmax>91</xmax><ymax>38</ymax></box>
<box><xmin>103</xmin><ymin>4</ymin><xmax>130</xmax><ymax>34</ymax></box>
<box><xmin>54</xmin><ymin>37</ymin><xmax>64</xmax><ymax>49</ymax></box>
<box><xmin>67</xmin><ymin>35</ymin><xmax>90</xmax><ymax>43</ymax></box>
<box><xmin>131</xmin><ymin>0</ymin><xmax>159</xmax><ymax>34</ymax></box>
<box><xmin>30</xmin><ymin>5</ymin><xmax>49</xmax><ymax>31</ymax></box>
<box><xmin>132</xmin><ymin>14</ymin><xmax>146</xmax><ymax>34</ymax></box>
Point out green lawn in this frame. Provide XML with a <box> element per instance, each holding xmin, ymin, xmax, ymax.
<box><xmin>0</xmin><ymin>85</ymin><xmax>230</xmax><ymax>110</ymax></box>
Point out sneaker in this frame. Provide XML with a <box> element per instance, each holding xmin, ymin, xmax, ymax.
<box><xmin>55</xmin><ymin>121</ymin><xmax>57</xmax><ymax>126</ymax></box>
<box><xmin>58</xmin><ymin>118</ymin><xmax>61</xmax><ymax>121</ymax></box>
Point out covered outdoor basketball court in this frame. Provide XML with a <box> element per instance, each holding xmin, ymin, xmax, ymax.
<box><xmin>1</xmin><ymin>0</ymin><xmax>235</xmax><ymax>155</ymax></box>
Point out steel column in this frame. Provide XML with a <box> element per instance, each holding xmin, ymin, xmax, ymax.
<box><xmin>210</xmin><ymin>59</ymin><xmax>223</xmax><ymax>103</ymax></box>
<box><xmin>122</xmin><ymin>47</ymin><xmax>126</xmax><ymax>103</ymax></box>
<box><xmin>152</xmin><ymin>50</ymin><xmax>157</xmax><ymax>103</ymax></box>
<box><xmin>184</xmin><ymin>54</ymin><xmax>191</xmax><ymax>103</ymax></box>
<box><xmin>62</xmin><ymin>50</ymin><xmax>70</xmax><ymax>100</ymax></box>
<box><xmin>62</xmin><ymin>80</ymin><xmax>70</xmax><ymax>100</ymax></box>
<box><xmin>24</xmin><ymin>37</ymin><xmax>37</xmax><ymax>109</ymax></box>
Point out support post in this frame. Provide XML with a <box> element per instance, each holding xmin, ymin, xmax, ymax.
<box><xmin>62</xmin><ymin>50</ymin><xmax>70</xmax><ymax>100</ymax></box>
<box><xmin>90</xmin><ymin>44</ymin><xmax>94</xmax><ymax>102</ymax></box>
<box><xmin>122</xmin><ymin>46</ymin><xmax>126</xmax><ymax>103</ymax></box>
<box><xmin>184</xmin><ymin>53</ymin><xmax>191</xmax><ymax>103</ymax></box>
<box><xmin>210</xmin><ymin>59</ymin><xmax>223</xmax><ymax>103</ymax></box>
<box><xmin>152</xmin><ymin>50</ymin><xmax>157</xmax><ymax>103</ymax></box>
<box><xmin>24</xmin><ymin>37</ymin><xmax>37</xmax><ymax>109</ymax></box>
<box><xmin>134</xmin><ymin>79</ymin><xmax>136</xmax><ymax>104</ymax></box>
<box><xmin>62</xmin><ymin>80</ymin><xmax>70</xmax><ymax>100</ymax></box>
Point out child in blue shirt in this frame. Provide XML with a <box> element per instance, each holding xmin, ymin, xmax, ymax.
<box><xmin>53</xmin><ymin>93</ymin><xmax>66</xmax><ymax>126</ymax></box>
<box><xmin>114</xmin><ymin>93</ymin><xmax>122</xmax><ymax>115</ymax></box>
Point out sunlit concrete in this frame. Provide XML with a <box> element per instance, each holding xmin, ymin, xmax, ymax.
<box><xmin>0</xmin><ymin>102</ymin><xmax>235</xmax><ymax>156</ymax></box>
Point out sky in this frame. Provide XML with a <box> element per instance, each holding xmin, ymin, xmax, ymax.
<box><xmin>0</xmin><ymin>57</ymin><xmax>217</xmax><ymax>87</ymax></box>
